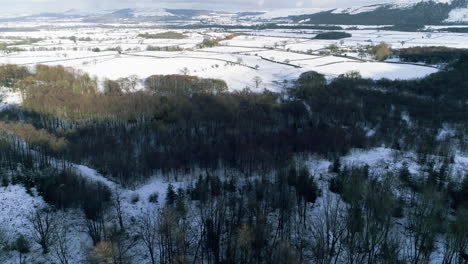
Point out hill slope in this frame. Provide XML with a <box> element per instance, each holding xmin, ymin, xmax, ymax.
<box><xmin>288</xmin><ymin>0</ymin><xmax>468</xmax><ymax>25</ymax></box>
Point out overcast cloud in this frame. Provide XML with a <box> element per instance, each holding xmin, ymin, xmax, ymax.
<box><xmin>5</xmin><ymin>0</ymin><xmax>398</xmax><ymax>13</ymax></box>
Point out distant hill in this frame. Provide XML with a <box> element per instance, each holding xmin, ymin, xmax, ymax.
<box><xmin>1</xmin><ymin>1</ymin><xmax>468</xmax><ymax>25</ymax></box>
<box><xmin>287</xmin><ymin>0</ymin><xmax>468</xmax><ymax>25</ymax></box>
<box><xmin>0</xmin><ymin>8</ymin><xmax>236</xmax><ymax>23</ymax></box>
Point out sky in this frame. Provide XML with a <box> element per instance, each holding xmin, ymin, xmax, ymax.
<box><xmin>3</xmin><ymin>0</ymin><xmax>404</xmax><ymax>13</ymax></box>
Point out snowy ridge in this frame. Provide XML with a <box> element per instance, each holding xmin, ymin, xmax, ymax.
<box><xmin>254</xmin><ymin>8</ymin><xmax>327</xmax><ymax>19</ymax></box>
<box><xmin>131</xmin><ymin>8</ymin><xmax>175</xmax><ymax>18</ymax></box>
<box><xmin>332</xmin><ymin>0</ymin><xmax>454</xmax><ymax>14</ymax></box>
<box><xmin>394</xmin><ymin>0</ymin><xmax>453</xmax><ymax>8</ymax></box>
<box><xmin>331</xmin><ymin>5</ymin><xmax>384</xmax><ymax>15</ymax></box>
<box><xmin>62</xmin><ymin>8</ymin><xmax>113</xmax><ymax>16</ymax></box>
<box><xmin>0</xmin><ymin>12</ymin><xmax>32</xmax><ymax>19</ymax></box>
<box><xmin>2</xmin><ymin>1</ymin><xmax>466</xmax><ymax>23</ymax></box>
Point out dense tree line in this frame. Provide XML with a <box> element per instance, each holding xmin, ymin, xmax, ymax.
<box><xmin>394</xmin><ymin>46</ymin><xmax>468</xmax><ymax>64</ymax></box>
<box><xmin>137</xmin><ymin>32</ymin><xmax>188</xmax><ymax>39</ymax></box>
<box><xmin>314</xmin><ymin>32</ymin><xmax>352</xmax><ymax>40</ymax></box>
<box><xmin>437</xmin><ymin>27</ymin><xmax>468</xmax><ymax>33</ymax></box>
<box><xmin>145</xmin><ymin>75</ymin><xmax>228</xmax><ymax>96</ymax></box>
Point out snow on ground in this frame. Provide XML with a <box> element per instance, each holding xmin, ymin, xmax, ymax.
<box><xmin>280</xmin><ymin>30</ymin><xmax>468</xmax><ymax>50</ymax></box>
<box><xmin>73</xmin><ymin>164</ymin><xmax>117</xmax><ymax>188</ymax></box>
<box><xmin>0</xmin><ymin>87</ymin><xmax>22</xmax><ymax>111</ymax></box>
<box><xmin>0</xmin><ymin>185</ymin><xmax>45</xmax><ymax>241</ymax></box>
<box><xmin>453</xmin><ymin>154</ymin><xmax>468</xmax><ymax>178</ymax></box>
<box><xmin>132</xmin><ymin>8</ymin><xmax>175</xmax><ymax>18</ymax></box>
<box><xmin>0</xmin><ymin>20</ymin><xmax>466</xmax><ymax>264</ymax></box>
<box><xmin>0</xmin><ymin>23</ymin><xmax>459</xmax><ymax>91</ymax></box>
<box><xmin>437</xmin><ymin>124</ymin><xmax>457</xmax><ymax>141</ymax></box>
<box><xmin>247</xmin><ymin>30</ymin><xmax>318</xmax><ymax>39</ymax></box>
<box><xmin>308</xmin><ymin>60</ymin><xmax>438</xmax><ymax>79</ymax></box>
<box><xmin>332</xmin><ymin>5</ymin><xmax>383</xmax><ymax>15</ymax></box>
<box><xmin>224</xmin><ymin>28</ymin><xmax>468</xmax><ymax>50</ymax></box>
<box><xmin>253</xmin><ymin>8</ymin><xmax>327</xmax><ymax>19</ymax></box>
<box><xmin>0</xmin><ymin>185</ymin><xmax>45</xmax><ymax>264</ymax></box>
<box><xmin>341</xmin><ymin>146</ymin><xmax>468</xmax><ymax>179</ymax></box>
<box><xmin>395</xmin><ymin>0</ymin><xmax>453</xmax><ymax>7</ymax></box>
<box><xmin>342</xmin><ymin>147</ymin><xmax>415</xmax><ymax>178</ymax></box>
<box><xmin>201</xmin><ymin>46</ymin><xmax>269</xmax><ymax>53</ymax></box>
<box><xmin>1</xmin><ymin>145</ymin><xmax>465</xmax><ymax>263</ymax></box>
<box><xmin>73</xmin><ymin>163</ymin><xmax>186</xmax><ymax>218</ymax></box>
<box><xmin>253</xmin><ymin>49</ymin><xmax>318</xmax><ymax>61</ymax></box>
<box><xmin>0</xmin><ymin>184</ymin><xmax>95</xmax><ymax>264</ymax></box>
<box><xmin>221</xmin><ymin>35</ymin><xmax>296</xmax><ymax>48</ymax></box>
<box><xmin>446</xmin><ymin>8</ymin><xmax>468</xmax><ymax>23</ymax></box>
<box><xmin>0</xmin><ymin>161</ymin><xmax>189</xmax><ymax>263</ymax></box>
<box><xmin>0</xmin><ymin>50</ymin><xmax>437</xmax><ymax>91</ymax></box>
<box><xmin>343</xmin><ymin>30</ymin><xmax>468</xmax><ymax>49</ymax></box>
<box><xmin>0</xmin><ymin>51</ymin><xmax>117</xmax><ymax>65</ymax></box>
<box><xmin>305</xmin><ymin>157</ymin><xmax>333</xmax><ymax>177</ymax></box>
<box><xmin>0</xmin><ymin>138</ymin><xmax>193</xmax><ymax>260</ymax></box>
<box><xmin>341</xmin><ymin>148</ymin><xmax>404</xmax><ymax>174</ymax></box>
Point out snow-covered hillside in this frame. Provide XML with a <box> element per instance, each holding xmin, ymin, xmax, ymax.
<box><xmin>252</xmin><ymin>8</ymin><xmax>326</xmax><ymax>19</ymax></box>
<box><xmin>446</xmin><ymin>8</ymin><xmax>468</xmax><ymax>22</ymax></box>
<box><xmin>395</xmin><ymin>0</ymin><xmax>454</xmax><ymax>7</ymax></box>
<box><xmin>129</xmin><ymin>8</ymin><xmax>176</xmax><ymax>18</ymax></box>
<box><xmin>332</xmin><ymin>5</ymin><xmax>384</xmax><ymax>15</ymax></box>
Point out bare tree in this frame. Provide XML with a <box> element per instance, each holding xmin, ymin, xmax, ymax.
<box><xmin>108</xmin><ymin>224</ymin><xmax>139</xmax><ymax>264</ymax></box>
<box><xmin>405</xmin><ymin>187</ymin><xmax>445</xmax><ymax>264</ymax></box>
<box><xmin>117</xmin><ymin>75</ymin><xmax>139</xmax><ymax>93</ymax></box>
<box><xmin>83</xmin><ymin>185</ymin><xmax>110</xmax><ymax>246</ymax></box>
<box><xmin>113</xmin><ymin>189</ymin><xmax>125</xmax><ymax>232</ymax></box>
<box><xmin>282</xmin><ymin>40</ymin><xmax>288</xmax><ymax>49</ymax></box>
<box><xmin>310</xmin><ymin>191</ymin><xmax>346</xmax><ymax>264</ymax></box>
<box><xmin>53</xmin><ymin>215</ymin><xmax>71</xmax><ymax>264</ymax></box>
<box><xmin>29</xmin><ymin>207</ymin><xmax>57</xmax><ymax>254</ymax></box>
<box><xmin>128</xmin><ymin>75</ymin><xmax>139</xmax><ymax>91</ymax></box>
<box><xmin>15</xmin><ymin>235</ymin><xmax>30</xmax><ymax>264</ymax></box>
<box><xmin>441</xmin><ymin>209</ymin><xmax>468</xmax><ymax>264</ymax></box>
<box><xmin>180</xmin><ymin>67</ymin><xmax>190</xmax><ymax>75</ymax></box>
<box><xmin>85</xmin><ymin>215</ymin><xmax>105</xmax><ymax>246</ymax></box>
<box><xmin>117</xmin><ymin>78</ymin><xmax>131</xmax><ymax>93</ymax></box>
<box><xmin>253</xmin><ymin>76</ymin><xmax>263</xmax><ymax>89</ymax></box>
<box><xmin>358</xmin><ymin>48</ymin><xmax>367</xmax><ymax>60</ymax></box>
<box><xmin>327</xmin><ymin>44</ymin><xmax>340</xmax><ymax>55</ymax></box>
<box><xmin>0</xmin><ymin>227</ymin><xmax>8</xmax><ymax>249</ymax></box>
<box><xmin>138</xmin><ymin>210</ymin><xmax>160</xmax><ymax>264</ymax></box>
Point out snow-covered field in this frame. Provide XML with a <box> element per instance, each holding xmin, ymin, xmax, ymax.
<box><xmin>0</xmin><ymin>22</ymin><xmax>456</xmax><ymax>91</ymax></box>
<box><xmin>228</xmin><ymin>28</ymin><xmax>468</xmax><ymax>49</ymax></box>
